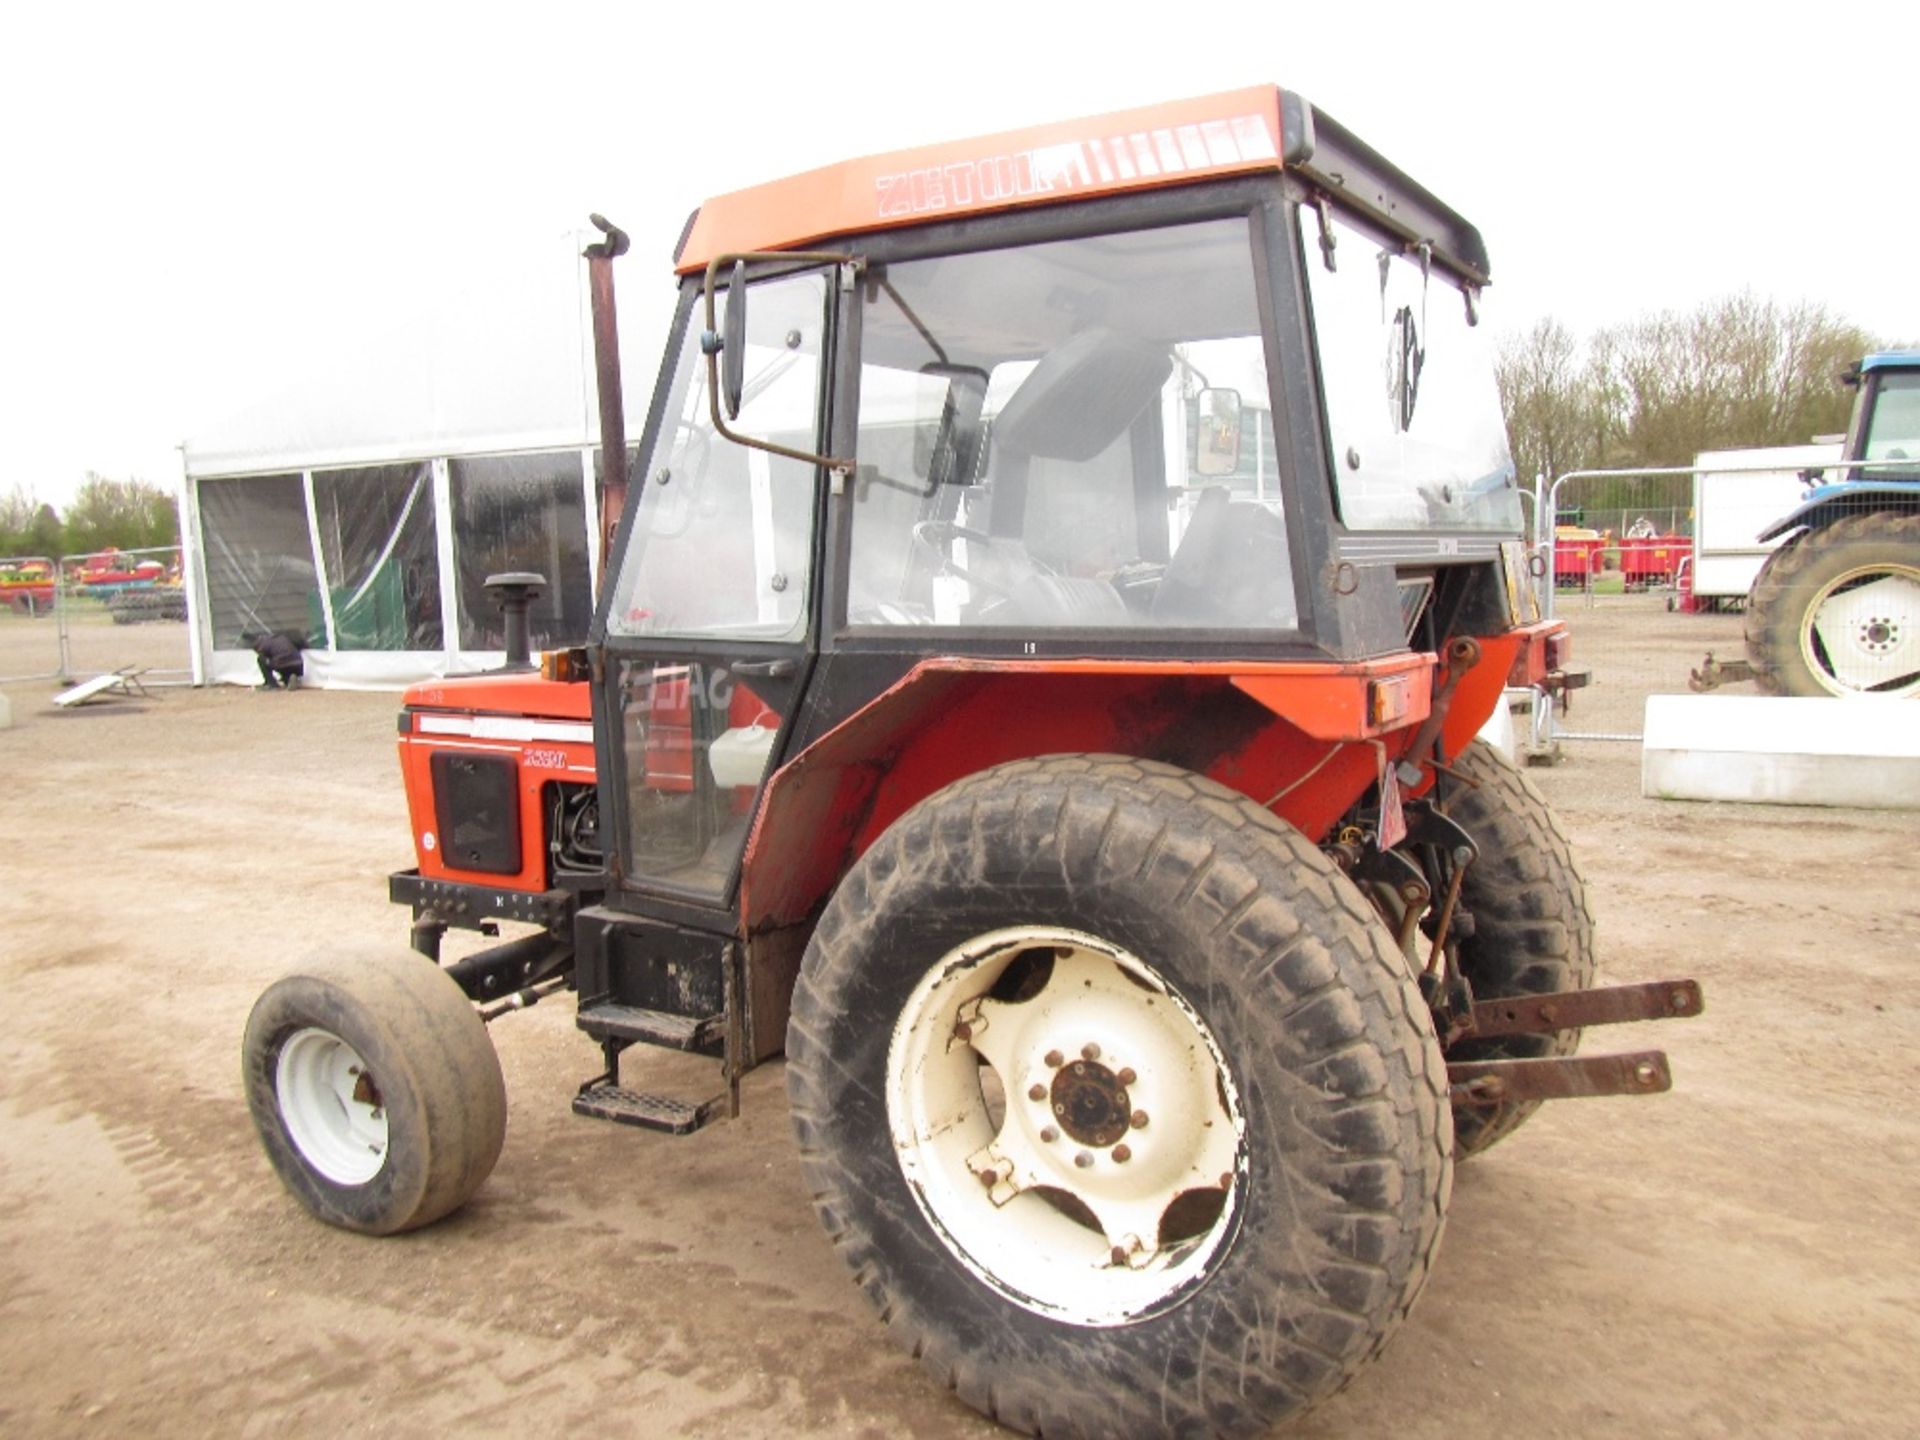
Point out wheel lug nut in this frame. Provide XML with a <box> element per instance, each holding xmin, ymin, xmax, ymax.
<box><xmin>1044</xmin><ymin>1050</ymin><xmax>1063</xmax><ymax>1069</ymax></box>
<box><xmin>1219</xmin><ymin>1171</ymin><xmax>1233</xmax><ymax>1190</ymax></box>
<box><xmin>1081</xmin><ymin>1043</ymin><xmax>1101</xmax><ymax>1061</ymax></box>
<box><xmin>1074</xmin><ymin>1151</ymin><xmax>1093</xmax><ymax>1169</ymax></box>
<box><xmin>979</xmin><ymin>1169</ymin><xmax>998</xmax><ymax>1188</ymax></box>
<box><xmin>1110</xmin><ymin>1246</ymin><xmax>1129</xmax><ymax>1265</ymax></box>
<box><xmin>1130</xmin><ymin>1110</ymin><xmax>1149</xmax><ymax>1129</ymax></box>
<box><xmin>1117</xmin><ymin>1067</ymin><xmax>1136</xmax><ymax>1086</ymax></box>
<box><xmin>1040</xmin><ymin>1127</ymin><xmax>1058</xmax><ymax>1143</ymax></box>
<box><xmin>954</xmin><ymin>1022</ymin><xmax>973</xmax><ymax>1041</ymax></box>
<box><xmin>1028</xmin><ymin>1084</ymin><xmax>1046</xmax><ymax>1102</ymax></box>
<box><xmin>1112</xmin><ymin>1145</ymin><xmax>1132</xmax><ymax>1164</ymax></box>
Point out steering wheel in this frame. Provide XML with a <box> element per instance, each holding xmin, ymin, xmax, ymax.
<box><xmin>911</xmin><ymin>521</ymin><xmax>1048</xmax><ymax>600</ymax></box>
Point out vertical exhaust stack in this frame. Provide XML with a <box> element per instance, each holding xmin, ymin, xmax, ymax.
<box><xmin>584</xmin><ymin>214</ymin><xmax>632</xmax><ymax>566</ymax></box>
<box><xmin>484</xmin><ymin>572</ymin><xmax>546</xmax><ymax>671</ymax></box>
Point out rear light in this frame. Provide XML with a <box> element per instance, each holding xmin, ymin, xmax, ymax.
<box><xmin>1368</xmin><ymin>674</ymin><xmax>1413</xmax><ymax>728</ymax></box>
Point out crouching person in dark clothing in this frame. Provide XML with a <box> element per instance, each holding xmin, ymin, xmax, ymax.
<box><xmin>249</xmin><ymin>631</ymin><xmax>305</xmax><ymax>690</ymax></box>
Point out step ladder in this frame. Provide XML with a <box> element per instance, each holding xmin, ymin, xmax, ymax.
<box><xmin>571</xmin><ymin>954</ymin><xmax>741</xmax><ymax>1136</ymax></box>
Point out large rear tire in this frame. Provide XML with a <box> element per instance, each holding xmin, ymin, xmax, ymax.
<box><xmin>243</xmin><ymin>951</ymin><xmax>507</xmax><ymax>1235</ymax></box>
<box><xmin>1745</xmin><ymin>512</ymin><xmax>1920</xmax><ymax>696</ymax></box>
<box><xmin>1444</xmin><ymin>741</ymin><xmax>1597</xmax><ymax>1157</ymax></box>
<box><xmin>787</xmin><ymin>755</ymin><xmax>1450</xmax><ymax>1439</ymax></box>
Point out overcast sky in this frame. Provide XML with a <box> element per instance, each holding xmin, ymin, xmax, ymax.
<box><xmin>4</xmin><ymin>1</ymin><xmax>1916</xmax><ymax>509</ymax></box>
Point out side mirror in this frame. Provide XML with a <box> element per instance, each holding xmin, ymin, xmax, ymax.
<box><xmin>1194</xmin><ymin>387</ymin><xmax>1242</xmax><ymax>477</ymax></box>
<box><xmin>700</xmin><ymin>248</ymin><xmax>860</xmax><ymax>474</ymax></box>
<box><xmin>721</xmin><ymin>259</ymin><xmax>748</xmax><ymax>420</ymax></box>
<box><xmin>914</xmin><ymin>364</ymin><xmax>990</xmax><ymax>487</ymax></box>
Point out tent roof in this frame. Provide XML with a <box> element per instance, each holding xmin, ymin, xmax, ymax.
<box><xmin>183</xmin><ymin>234</ymin><xmax>673</xmax><ymax>479</ymax></box>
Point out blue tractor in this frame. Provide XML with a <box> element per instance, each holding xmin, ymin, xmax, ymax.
<box><xmin>1745</xmin><ymin>352</ymin><xmax>1920</xmax><ymax>695</ymax></box>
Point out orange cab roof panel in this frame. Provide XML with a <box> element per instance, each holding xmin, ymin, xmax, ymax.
<box><xmin>677</xmin><ymin>86</ymin><xmax>1287</xmax><ymax>273</ymax></box>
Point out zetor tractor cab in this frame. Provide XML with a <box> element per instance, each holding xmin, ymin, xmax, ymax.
<box><xmin>244</xmin><ymin>88</ymin><xmax>1702</xmax><ymax>1437</ymax></box>
<box><xmin>1746</xmin><ymin>351</ymin><xmax>1920</xmax><ymax>696</ymax></box>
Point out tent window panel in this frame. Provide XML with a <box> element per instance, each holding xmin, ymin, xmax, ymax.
<box><xmin>449</xmin><ymin>453</ymin><xmax>592</xmax><ymax>651</ymax></box>
<box><xmin>310</xmin><ymin>462</ymin><xmax>443</xmax><ymax>651</ymax></box>
<box><xmin>198</xmin><ymin>473</ymin><xmax>318</xmax><ymax>648</ymax></box>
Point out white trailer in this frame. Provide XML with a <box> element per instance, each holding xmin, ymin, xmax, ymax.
<box><xmin>1690</xmin><ymin>442</ymin><xmax>1843</xmax><ymax>601</ymax></box>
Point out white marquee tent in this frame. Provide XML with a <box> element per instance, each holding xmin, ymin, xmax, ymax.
<box><xmin>179</xmin><ymin>233</ymin><xmax>664</xmax><ymax>689</ymax></box>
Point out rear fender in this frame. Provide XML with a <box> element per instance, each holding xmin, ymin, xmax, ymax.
<box><xmin>740</xmin><ymin>656</ymin><xmax>1472</xmax><ymax>933</ymax></box>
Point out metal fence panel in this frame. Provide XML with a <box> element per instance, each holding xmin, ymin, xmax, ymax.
<box><xmin>56</xmin><ymin>546</ymin><xmax>193</xmax><ymax>687</ymax></box>
<box><xmin>0</xmin><ymin>553</ymin><xmax>62</xmax><ymax>683</ymax></box>
<box><xmin>1532</xmin><ymin>453</ymin><xmax>1920</xmax><ymax>748</ymax></box>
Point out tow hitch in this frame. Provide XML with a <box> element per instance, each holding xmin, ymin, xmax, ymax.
<box><xmin>1446</xmin><ymin>979</ymin><xmax>1704</xmax><ymax>1104</ymax></box>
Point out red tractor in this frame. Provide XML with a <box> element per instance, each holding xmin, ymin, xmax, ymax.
<box><xmin>243</xmin><ymin>87</ymin><xmax>1699</xmax><ymax>1438</ymax></box>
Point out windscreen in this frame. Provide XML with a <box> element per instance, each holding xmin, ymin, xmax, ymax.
<box><xmin>1863</xmin><ymin>371</ymin><xmax>1920</xmax><ymax>479</ymax></box>
<box><xmin>1300</xmin><ymin>209</ymin><xmax>1520</xmax><ymax>533</ymax></box>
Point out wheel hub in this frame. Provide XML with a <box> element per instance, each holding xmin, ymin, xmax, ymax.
<box><xmin>886</xmin><ymin>927</ymin><xmax>1245</xmax><ymax>1326</ymax></box>
<box><xmin>1806</xmin><ymin>567</ymin><xmax>1920</xmax><ymax>693</ymax></box>
<box><xmin>1049</xmin><ymin>1059</ymin><xmax>1133</xmax><ymax>1147</ymax></box>
<box><xmin>276</xmin><ymin>1026</ymin><xmax>389</xmax><ymax>1186</ymax></box>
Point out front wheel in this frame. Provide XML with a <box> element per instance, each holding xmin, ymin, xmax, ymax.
<box><xmin>243</xmin><ymin>951</ymin><xmax>507</xmax><ymax>1235</ymax></box>
<box><xmin>1745</xmin><ymin>512</ymin><xmax>1920</xmax><ymax>696</ymax></box>
<box><xmin>787</xmin><ymin>756</ymin><xmax>1450</xmax><ymax>1439</ymax></box>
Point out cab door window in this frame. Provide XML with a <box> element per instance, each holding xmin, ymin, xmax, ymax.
<box><xmin>606</xmin><ymin>271</ymin><xmax>829</xmax><ymax>641</ymax></box>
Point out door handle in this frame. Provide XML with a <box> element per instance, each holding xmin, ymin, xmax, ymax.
<box><xmin>732</xmin><ymin>658</ymin><xmax>796</xmax><ymax>678</ymax></box>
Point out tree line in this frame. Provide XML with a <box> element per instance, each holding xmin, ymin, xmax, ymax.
<box><xmin>1496</xmin><ymin>293</ymin><xmax>1895</xmax><ymax>515</ymax></box>
<box><xmin>0</xmin><ymin>475</ymin><xmax>180</xmax><ymax>562</ymax></box>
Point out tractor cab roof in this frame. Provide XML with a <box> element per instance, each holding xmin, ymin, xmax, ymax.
<box><xmin>1862</xmin><ymin>351</ymin><xmax>1920</xmax><ymax>374</ymax></box>
<box><xmin>674</xmin><ymin>85</ymin><xmax>1490</xmax><ymax>289</ymax></box>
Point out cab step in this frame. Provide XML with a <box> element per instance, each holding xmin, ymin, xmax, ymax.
<box><xmin>576</xmin><ymin>1001</ymin><xmax>723</xmax><ymax>1053</ymax></box>
<box><xmin>571</xmin><ymin>1082</ymin><xmax>722</xmax><ymax>1135</ymax></box>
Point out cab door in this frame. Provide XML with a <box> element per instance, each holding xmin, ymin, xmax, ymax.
<box><xmin>598</xmin><ymin>266</ymin><xmax>834</xmax><ymax>905</ymax></box>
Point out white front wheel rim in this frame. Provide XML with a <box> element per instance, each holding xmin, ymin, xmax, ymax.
<box><xmin>887</xmin><ymin>927</ymin><xmax>1246</xmax><ymax>1327</ymax></box>
<box><xmin>277</xmin><ymin>1027</ymin><xmax>389</xmax><ymax>1185</ymax></box>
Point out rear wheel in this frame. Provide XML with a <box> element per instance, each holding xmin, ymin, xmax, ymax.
<box><xmin>1745</xmin><ymin>512</ymin><xmax>1920</xmax><ymax>696</ymax></box>
<box><xmin>243</xmin><ymin>951</ymin><xmax>506</xmax><ymax>1234</ymax></box>
<box><xmin>787</xmin><ymin>755</ymin><xmax>1450</xmax><ymax>1439</ymax></box>
<box><xmin>1444</xmin><ymin>741</ymin><xmax>1597</xmax><ymax>1157</ymax></box>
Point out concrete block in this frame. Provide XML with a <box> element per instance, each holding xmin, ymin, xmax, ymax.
<box><xmin>1642</xmin><ymin>694</ymin><xmax>1920</xmax><ymax>809</ymax></box>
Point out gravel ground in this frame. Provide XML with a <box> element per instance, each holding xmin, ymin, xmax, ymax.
<box><xmin>0</xmin><ymin>598</ymin><xmax>1915</xmax><ymax>1438</ymax></box>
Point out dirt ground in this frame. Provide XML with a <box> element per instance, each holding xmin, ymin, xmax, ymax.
<box><xmin>1</xmin><ymin>602</ymin><xmax>1916</xmax><ymax>1439</ymax></box>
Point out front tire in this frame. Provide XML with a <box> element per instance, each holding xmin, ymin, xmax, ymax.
<box><xmin>243</xmin><ymin>951</ymin><xmax>507</xmax><ymax>1235</ymax></box>
<box><xmin>1745</xmin><ymin>512</ymin><xmax>1920</xmax><ymax>696</ymax></box>
<box><xmin>787</xmin><ymin>755</ymin><xmax>1450</xmax><ymax>1439</ymax></box>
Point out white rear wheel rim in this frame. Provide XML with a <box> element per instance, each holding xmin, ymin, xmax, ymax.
<box><xmin>277</xmin><ymin>1027</ymin><xmax>389</xmax><ymax>1185</ymax></box>
<box><xmin>886</xmin><ymin>926</ymin><xmax>1245</xmax><ymax>1326</ymax></box>
<box><xmin>1803</xmin><ymin>564</ymin><xmax>1920</xmax><ymax>695</ymax></box>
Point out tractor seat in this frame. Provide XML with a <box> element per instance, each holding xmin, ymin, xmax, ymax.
<box><xmin>999</xmin><ymin>573</ymin><xmax>1132</xmax><ymax>626</ymax></box>
<box><xmin>1153</xmin><ymin>487</ymin><xmax>1293</xmax><ymax>626</ymax></box>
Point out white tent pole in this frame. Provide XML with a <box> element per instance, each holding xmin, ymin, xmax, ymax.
<box><xmin>433</xmin><ymin>457</ymin><xmax>458</xmax><ymax>671</ymax></box>
<box><xmin>302</xmin><ymin>471</ymin><xmax>338</xmax><ymax>651</ymax></box>
<box><xmin>177</xmin><ymin>444</ymin><xmax>207</xmax><ymax>687</ymax></box>
<box><xmin>582</xmin><ymin>447</ymin><xmax>599</xmax><ymax>600</ymax></box>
